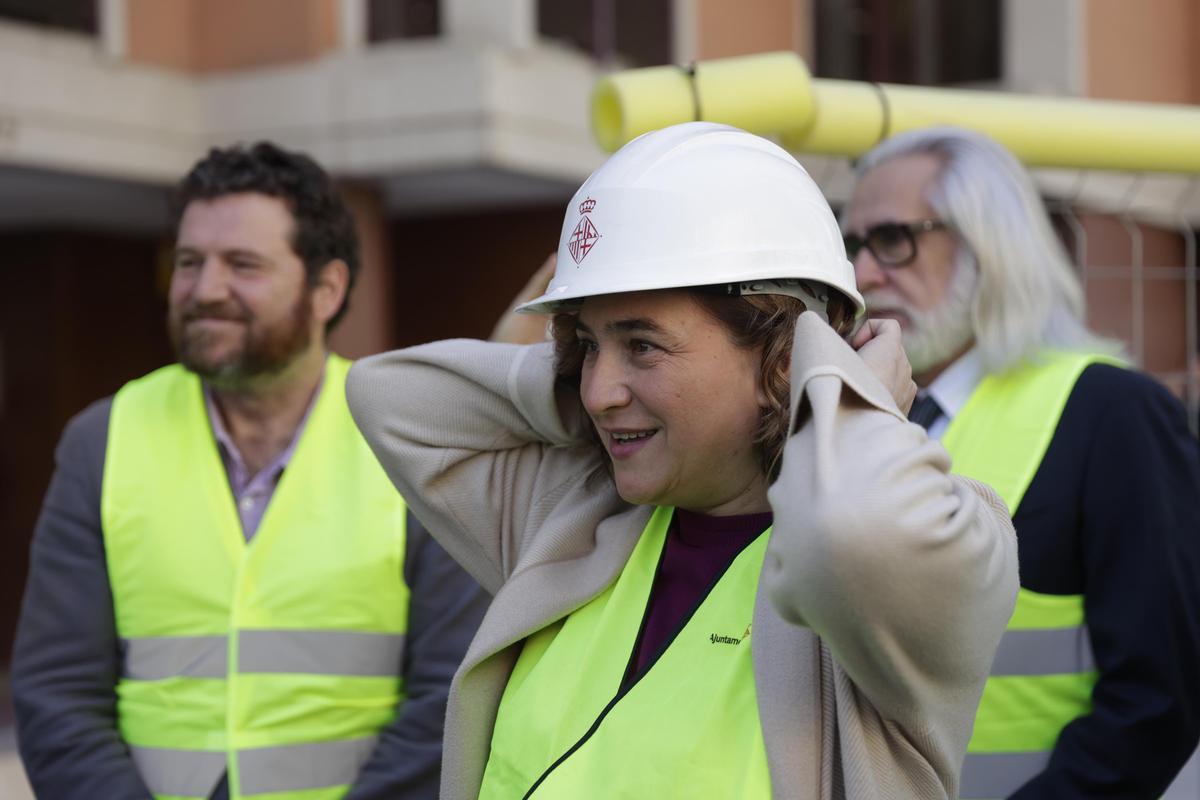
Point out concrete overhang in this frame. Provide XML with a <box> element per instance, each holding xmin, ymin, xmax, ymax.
<box><xmin>0</xmin><ymin>20</ymin><xmax>600</xmax><ymax>227</ymax></box>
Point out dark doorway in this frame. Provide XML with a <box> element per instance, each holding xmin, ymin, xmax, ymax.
<box><xmin>391</xmin><ymin>204</ymin><xmax>565</xmax><ymax>346</ymax></box>
<box><xmin>0</xmin><ymin>231</ymin><xmax>171</xmax><ymax>666</ymax></box>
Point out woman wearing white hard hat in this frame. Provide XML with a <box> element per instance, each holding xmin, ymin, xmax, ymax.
<box><xmin>348</xmin><ymin>122</ymin><xmax>1017</xmax><ymax>799</ymax></box>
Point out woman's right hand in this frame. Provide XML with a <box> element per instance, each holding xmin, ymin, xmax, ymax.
<box><xmin>849</xmin><ymin>318</ymin><xmax>916</xmax><ymax>415</ymax></box>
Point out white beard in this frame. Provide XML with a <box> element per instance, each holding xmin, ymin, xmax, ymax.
<box><xmin>865</xmin><ymin>254</ymin><xmax>978</xmax><ymax>375</ymax></box>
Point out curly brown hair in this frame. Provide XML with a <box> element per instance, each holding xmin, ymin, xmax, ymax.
<box><xmin>550</xmin><ymin>288</ymin><xmax>856</xmax><ymax>482</ymax></box>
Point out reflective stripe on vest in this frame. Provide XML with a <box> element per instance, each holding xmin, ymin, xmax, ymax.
<box><xmin>943</xmin><ymin>351</ymin><xmax>1121</xmax><ymax>799</ymax></box>
<box><xmin>130</xmin><ymin>737</ymin><xmax>380</xmax><ymax>798</ymax></box>
<box><xmin>479</xmin><ymin>506</ymin><xmax>772</xmax><ymax>799</ymax></box>
<box><xmin>122</xmin><ymin>630</ymin><xmax>406</xmax><ymax>680</ymax></box>
<box><xmin>103</xmin><ymin>355</ymin><xmax>409</xmax><ymax>800</ymax></box>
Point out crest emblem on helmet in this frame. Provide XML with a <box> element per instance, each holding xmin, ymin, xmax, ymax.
<box><xmin>568</xmin><ymin>197</ymin><xmax>600</xmax><ymax>265</ymax></box>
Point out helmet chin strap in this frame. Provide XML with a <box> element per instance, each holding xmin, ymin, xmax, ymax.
<box><xmin>725</xmin><ymin>279</ymin><xmax>864</xmax><ymax>338</ymax></box>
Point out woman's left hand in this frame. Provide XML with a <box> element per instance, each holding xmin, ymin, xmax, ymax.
<box><xmin>849</xmin><ymin>318</ymin><xmax>916</xmax><ymax>415</ymax></box>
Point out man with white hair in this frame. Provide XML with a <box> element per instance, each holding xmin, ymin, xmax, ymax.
<box><xmin>843</xmin><ymin>126</ymin><xmax>1200</xmax><ymax>799</ymax></box>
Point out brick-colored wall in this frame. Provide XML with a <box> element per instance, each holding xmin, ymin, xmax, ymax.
<box><xmin>126</xmin><ymin>0</ymin><xmax>339</xmax><ymax>73</ymax></box>
<box><xmin>694</xmin><ymin>0</ymin><xmax>810</xmax><ymax>61</ymax></box>
<box><xmin>1086</xmin><ymin>0</ymin><xmax>1200</xmax><ymax>103</ymax></box>
<box><xmin>1077</xmin><ymin>214</ymin><xmax>1194</xmax><ymax>395</ymax></box>
<box><xmin>329</xmin><ymin>183</ymin><xmax>397</xmax><ymax>360</ymax></box>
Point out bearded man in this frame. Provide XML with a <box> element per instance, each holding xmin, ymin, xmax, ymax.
<box><xmin>13</xmin><ymin>143</ymin><xmax>485</xmax><ymax>800</ymax></box>
<box><xmin>843</xmin><ymin>126</ymin><xmax>1200</xmax><ymax>799</ymax></box>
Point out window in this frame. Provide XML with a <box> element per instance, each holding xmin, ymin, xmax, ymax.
<box><xmin>0</xmin><ymin>0</ymin><xmax>96</xmax><ymax>34</ymax></box>
<box><xmin>815</xmin><ymin>0</ymin><xmax>1000</xmax><ymax>86</ymax></box>
<box><xmin>369</xmin><ymin>0</ymin><xmax>440</xmax><ymax>42</ymax></box>
<box><xmin>539</xmin><ymin>0</ymin><xmax>672</xmax><ymax>67</ymax></box>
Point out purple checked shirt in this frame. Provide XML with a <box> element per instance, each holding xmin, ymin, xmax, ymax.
<box><xmin>204</xmin><ymin>380</ymin><xmax>321</xmax><ymax>540</ymax></box>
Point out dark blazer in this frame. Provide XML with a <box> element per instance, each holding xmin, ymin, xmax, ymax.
<box><xmin>1006</xmin><ymin>364</ymin><xmax>1200</xmax><ymax>799</ymax></box>
<box><xmin>12</xmin><ymin>397</ymin><xmax>488</xmax><ymax>800</ymax></box>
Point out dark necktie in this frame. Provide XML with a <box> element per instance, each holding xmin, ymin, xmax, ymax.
<box><xmin>908</xmin><ymin>393</ymin><xmax>944</xmax><ymax>431</ymax></box>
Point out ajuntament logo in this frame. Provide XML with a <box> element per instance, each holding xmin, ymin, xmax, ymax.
<box><xmin>709</xmin><ymin>624</ymin><xmax>752</xmax><ymax>646</ymax></box>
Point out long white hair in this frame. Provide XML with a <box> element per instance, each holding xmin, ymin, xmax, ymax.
<box><xmin>855</xmin><ymin>126</ymin><xmax>1116</xmax><ymax>373</ymax></box>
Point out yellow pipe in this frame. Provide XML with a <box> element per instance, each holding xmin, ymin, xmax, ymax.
<box><xmin>592</xmin><ymin>52</ymin><xmax>816</xmax><ymax>151</ymax></box>
<box><xmin>591</xmin><ymin>51</ymin><xmax>1200</xmax><ymax>173</ymax></box>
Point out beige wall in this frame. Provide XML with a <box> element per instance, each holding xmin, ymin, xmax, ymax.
<box><xmin>1086</xmin><ymin>0</ymin><xmax>1200</xmax><ymax>103</ymax></box>
<box><xmin>695</xmin><ymin>0</ymin><xmax>811</xmax><ymax>61</ymax></box>
<box><xmin>127</xmin><ymin>0</ymin><xmax>339</xmax><ymax>73</ymax></box>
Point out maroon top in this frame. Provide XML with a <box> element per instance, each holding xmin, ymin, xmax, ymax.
<box><xmin>631</xmin><ymin>508</ymin><xmax>772</xmax><ymax>675</ymax></box>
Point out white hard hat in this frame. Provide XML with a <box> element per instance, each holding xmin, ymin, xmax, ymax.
<box><xmin>517</xmin><ymin>122</ymin><xmax>864</xmax><ymax>325</ymax></box>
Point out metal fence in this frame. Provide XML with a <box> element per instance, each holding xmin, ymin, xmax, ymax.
<box><xmin>1045</xmin><ymin>170</ymin><xmax>1200</xmax><ymax>436</ymax></box>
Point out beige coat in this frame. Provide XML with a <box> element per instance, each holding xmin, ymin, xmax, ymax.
<box><xmin>347</xmin><ymin>312</ymin><xmax>1018</xmax><ymax>799</ymax></box>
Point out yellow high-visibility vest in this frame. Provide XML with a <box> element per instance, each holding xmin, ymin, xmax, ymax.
<box><xmin>948</xmin><ymin>351</ymin><xmax>1122</xmax><ymax>800</ymax></box>
<box><xmin>102</xmin><ymin>355</ymin><xmax>409</xmax><ymax>800</ymax></box>
<box><xmin>479</xmin><ymin>506</ymin><xmax>772</xmax><ymax>799</ymax></box>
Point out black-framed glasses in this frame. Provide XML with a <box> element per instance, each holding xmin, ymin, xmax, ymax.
<box><xmin>843</xmin><ymin>219</ymin><xmax>948</xmax><ymax>267</ymax></box>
